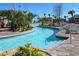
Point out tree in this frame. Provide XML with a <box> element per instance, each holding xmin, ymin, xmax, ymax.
<box><xmin>16</xmin><ymin>11</ymin><xmax>36</xmax><ymax>31</ymax></box>
<box><xmin>48</xmin><ymin>14</ymin><xmax>51</xmax><ymax>17</ymax></box>
<box><xmin>27</xmin><ymin>12</ymin><xmax>37</xmax><ymax>23</ymax></box>
<box><xmin>9</xmin><ymin>10</ymin><xmax>18</xmax><ymax>31</ymax></box>
<box><xmin>44</xmin><ymin>13</ymin><xmax>46</xmax><ymax>17</ymax></box>
<box><xmin>68</xmin><ymin>10</ymin><xmax>75</xmax><ymax>23</ymax></box>
<box><xmin>40</xmin><ymin>18</ymin><xmax>45</xmax><ymax>26</ymax></box>
<box><xmin>0</xmin><ymin>10</ymin><xmax>11</xmax><ymax>28</ymax></box>
<box><xmin>68</xmin><ymin>10</ymin><xmax>75</xmax><ymax>16</ymax></box>
<box><xmin>52</xmin><ymin>15</ymin><xmax>55</xmax><ymax>25</ymax></box>
<box><xmin>23</xmin><ymin>10</ymin><xmax>27</xmax><ymax>14</ymax></box>
<box><xmin>64</xmin><ymin>16</ymin><xmax>66</xmax><ymax>19</ymax></box>
<box><xmin>64</xmin><ymin>16</ymin><xmax>68</xmax><ymax>22</ymax></box>
<box><xmin>0</xmin><ymin>10</ymin><xmax>36</xmax><ymax>31</ymax></box>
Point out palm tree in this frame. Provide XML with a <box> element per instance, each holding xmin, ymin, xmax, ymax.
<box><xmin>0</xmin><ymin>9</ymin><xmax>36</xmax><ymax>31</ymax></box>
<box><xmin>64</xmin><ymin>16</ymin><xmax>67</xmax><ymax>19</ymax></box>
<box><xmin>52</xmin><ymin>15</ymin><xmax>55</xmax><ymax>25</ymax></box>
<box><xmin>52</xmin><ymin>15</ymin><xmax>54</xmax><ymax>18</ymax></box>
<box><xmin>54</xmin><ymin>15</ymin><xmax>57</xmax><ymax>22</ymax></box>
<box><xmin>68</xmin><ymin>10</ymin><xmax>75</xmax><ymax>23</ymax></box>
<box><xmin>52</xmin><ymin>15</ymin><xmax>56</xmax><ymax>19</ymax></box>
<box><xmin>48</xmin><ymin>14</ymin><xmax>51</xmax><ymax>21</ymax></box>
<box><xmin>64</xmin><ymin>16</ymin><xmax>68</xmax><ymax>22</ymax></box>
<box><xmin>23</xmin><ymin>10</ymin><xmax>27</xmax><ymax>14</ymax></box>
<box><xmin>27</xmin><ymin>12</ymin><xmax>37</xmax><ymax>23</ymax></box>
<box><xmin>39</xmin><ymin>18</ymin><xmax>46</xmax><ymax>26</ymax></box>
<box><xmin>18</xmin><ymin>5</ymin><xmax>21</xmax><ymax>10</ymax></box>
<box><xmin>44</xmin><ymin>13</ymin><xmax>46</xmax><ymax>17</ymax></box>
<box><xmin>16</xmin><ymin>11</ymin><xmax>36</xmax><ymax>31</ymax></box>
<box><xmin>9</xmin><ymin>10</ymin><xmax>17</xmax><ymax>31</ymax></box>
<box><xmin>48</xmin><ymin>14</ymin><xmax>51</xmax><ymax>17</ymax></box>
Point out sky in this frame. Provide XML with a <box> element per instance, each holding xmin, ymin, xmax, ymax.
<box><xmin>0</xmin><ymin>3</ymin><xmax>79</xmax><ymax>18</ymax></box>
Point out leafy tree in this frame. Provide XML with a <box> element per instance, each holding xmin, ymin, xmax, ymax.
<box><xmin>0</xmin><ymin>10</ymin><xmax>36</xmax><ymax>31</ymax></box>
<box><xmin>39</xmin><ymin>17</ymin><xmax>47</xmax><ymax>26</ymax></box>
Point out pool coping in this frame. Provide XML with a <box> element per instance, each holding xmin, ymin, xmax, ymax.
<box><xmin>0</xmin><ymin>28</ymin><xmax>35</xmax><ymax>39</ymax></box>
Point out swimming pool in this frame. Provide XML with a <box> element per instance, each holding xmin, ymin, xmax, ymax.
<box><xmin>0</xmin><ymin>23</ymin><xmax>63</xmax><ymax>51</ymax></box>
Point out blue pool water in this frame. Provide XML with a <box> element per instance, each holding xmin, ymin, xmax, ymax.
<box><xmin>0</xmin><ymin>23</ymin><xmax>63</xmax><ymax>51</ymax></box>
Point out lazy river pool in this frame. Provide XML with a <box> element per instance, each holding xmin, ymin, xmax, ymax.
<box><xmin>0</xmin><ymin>23</ymin><xmax>63</xmax><ymax>51</ymax></box>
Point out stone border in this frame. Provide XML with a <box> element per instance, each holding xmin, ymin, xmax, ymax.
<box><xmin>0</xmin><ymin>28</ymin><xmax>35</xmax><ymax>39</ymax></box>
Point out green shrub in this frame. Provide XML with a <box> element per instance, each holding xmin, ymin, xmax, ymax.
<box><xmin>14</xmin><ymin>44</ymin><xmax>47</xmax><ymax>56</ymax></box>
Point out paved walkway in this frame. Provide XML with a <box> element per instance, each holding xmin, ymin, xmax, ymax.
<box><xmin>0</xmin><ymin>31</ymin><xmax>20</xmax><ymax>36</ymax></box>
<box><xmin>0</xmin><ymin>28</ymin><xmax>20</xmax><ymax>36</ymax></box>
<box><xmin>47</xmin><ymin>33</ymin><xmax>79</xmax><ymax>56</ymax></box>
<box><xmin>47</xmin><ymin>24</ymin><xmax>79</xmax><ymax>56</ymax></box>
<box><xmin>0</xmin><ymin>28</ymin><xmax>35</xmax><ymax>37</ymax></box>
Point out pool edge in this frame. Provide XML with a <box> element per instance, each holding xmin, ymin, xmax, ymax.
<box><xmin>0</xmin><ymin>28</ymin><xmax>36</xmax><ymax>39</ymax></box>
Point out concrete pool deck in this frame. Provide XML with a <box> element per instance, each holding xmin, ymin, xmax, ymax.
<box><xmin>47</xmin><ymin>29</ymin><xmax>79</xmax><ymax>56</ymax></box>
